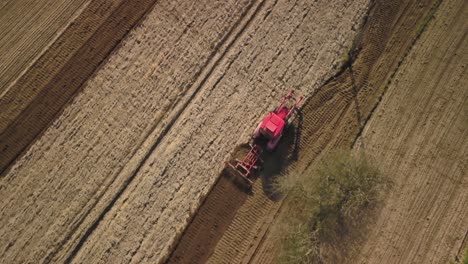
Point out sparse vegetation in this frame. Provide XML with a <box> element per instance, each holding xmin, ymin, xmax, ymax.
<box><xmin>450</xmin><ymin>246</ymin><xmax>468</xmax><ymax>264</ymax></box>
<box><xmin>458</xmin><ymin>246</ymin><xmax>468</xmax><ymax>264</ymax></box>
<box><xmin>340</xmin><ymin>50</ymin><xmax>351</xmax><ymax>67</ymax></box>
<box><xmin>415</xmin><ymin>0</ymin><xmax>443</xmax><ymax>36</ymax></box>
<box><xmin>272</xmin><ymin>150</ymin><xmax>386</xmax><ymax>263</ymax></box>
<box><xmin>462</xmin><ymin>246</ymin><xmax>468</xmax><ymax>264</ymax></box>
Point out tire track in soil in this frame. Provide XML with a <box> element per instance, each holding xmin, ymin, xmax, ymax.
<box><xmin>0</xmin><ymin>0</ymin><xmax>160</xmax><ymax>176</ymax></box>
<box><xmin>165</xmin><ymin>1</ymin><xmax>439</xmax><ymax>263</ymax></box>
<box><xmin>165</xmin><ymin>170</ymin><xmax>249</xmax><ymax>264</ymax></box>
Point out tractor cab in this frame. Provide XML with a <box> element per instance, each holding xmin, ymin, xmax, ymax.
<box><xmin>258</xmin><ymin>112</ymin><xmax>285</xmax><ymax>139</ymax></box>
<box><xmin>227</xmin><ymin>90</ymin><xmax>302</xmax><ymax>186</ymax></box>
<box><xmin>253</xmin><ymin>90</ymin><xmax>303</xmax><ymax>151</ymax></box>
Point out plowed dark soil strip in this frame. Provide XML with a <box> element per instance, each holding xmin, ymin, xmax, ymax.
<box><xmin>0</xmin><ymin>0</ymin><xmax>160</xmax><ymax>176</ymax></box>
<box><xmin>166</xmin><ymin>173</ymin><xmax>248</xmax><ymax>264</ymax></box>
<box><xmin>165</xmin><ymin>0</ymin><xmax>439</xmax><ymax>263</ymax></box>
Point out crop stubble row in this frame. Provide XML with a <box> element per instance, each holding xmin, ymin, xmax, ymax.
<box><xmin>0</xmin><ymin>0</ymin><xmax>89</xmax><ymax>93</ymax></box>
<box><xmin>0</xmin><ymin>0</ymin><xmax>161</xmax><ymax>175</ymax></box>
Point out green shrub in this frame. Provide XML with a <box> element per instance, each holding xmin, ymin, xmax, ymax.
<box><xmin>272</xmin><ymin>220</ymin><xmax>320</xmax><ymax>264</ymax></box>
<box><xmin>272</xmin><ymin>150</ymin><xmax>385</xmax><ymax>263</ymax></box>
<box><xmin>317</xmin><ymin>150</ymin><xmax>383</xmax><ymax>225</ymax></box>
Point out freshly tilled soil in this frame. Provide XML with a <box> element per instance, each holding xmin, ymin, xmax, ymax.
<box><xmin>166</xmin><ymin>168</ymin><xmax>249</xmax><ymax>264</ymax></box>
<box><xmin>354</xmin><ymin>0</ymin><xmax>468</xmax><ymax>262</ymax></box>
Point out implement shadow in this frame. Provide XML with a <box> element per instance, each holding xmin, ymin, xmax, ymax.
<box><xmin>260</xmin><ymin>110</ymin><xmax>302</xmax><ymax>201</ymax></box>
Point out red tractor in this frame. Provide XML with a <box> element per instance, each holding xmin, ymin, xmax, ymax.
<box><xmin>227</xmin><ymin>90</ymin><xmax>302</xmax><ymax>185</ymax></box>
<box><xmin>253</xmin><ymin>90</ymin><xmax>303</xmax><ymax>151</ymax></box>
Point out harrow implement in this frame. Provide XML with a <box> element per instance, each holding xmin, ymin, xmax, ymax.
<box><xmin>226</xmin><ymin>144</ymin><xmax>262</xmax><ymax>184</ymax></box>
<box><xmin>226</xmin><ymin>90</ymin><xmax>302</xmax><ymax>186</ymax></box>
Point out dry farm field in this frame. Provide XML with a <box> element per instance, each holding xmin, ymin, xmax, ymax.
<box><xmin>168</xmin><ymin>0</ymin><xmax>464</xmax><ymax>263</ymax></box>
<box><xmin>0</xmin><ymin>0</ymin><xmax>466</xmax><ymax>263</ymax></box>
<box><xmin>1</xmin><ymin>0</ymin><xmax>368</xmax><ymax>263</ymax></box>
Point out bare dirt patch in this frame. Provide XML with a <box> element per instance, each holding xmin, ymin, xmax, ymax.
<box><xmin>166</xmin><ymin>170</ymin><xmax>249</xmax><ymax>264</ymax></box>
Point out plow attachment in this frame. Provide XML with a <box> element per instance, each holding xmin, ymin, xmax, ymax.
<box><xmin>226</xmin><ymin>144</ymin><xmax>262</xmax><ymax>184</ymax></box>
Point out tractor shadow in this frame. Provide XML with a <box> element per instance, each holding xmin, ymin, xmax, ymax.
<box><xmin>259</xmin><ymin>110</ymin><xmax>302</xmax><ymax>201</ymax></box>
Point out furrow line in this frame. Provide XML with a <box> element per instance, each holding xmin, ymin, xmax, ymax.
<box><xmin>63</xmin><ymin>0</ymin><xmax>266</xmax><ymax>262</ymax></box>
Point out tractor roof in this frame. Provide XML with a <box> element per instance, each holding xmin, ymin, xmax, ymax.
<box><xmin>260</xmin><ymin>112</ymin><xmax>285</xmax><ymax>138</ymax></box>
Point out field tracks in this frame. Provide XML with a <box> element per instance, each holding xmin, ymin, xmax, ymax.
<box><xmin>351</xmin><ymin>0</ymin><xmax>444</xmax><ymax>147</ymax></box>
<box><xmin>60</xmin><ymin>1</ymin><xmax>266</xmax><ymax>262</ymax></box>
<box><xmin>0</xmin><ymin>1</ymin><xmax>91</xmax><ymax>98</ymax></box>
<box><xmin>0</xmin><ymin>0</ymin><xmax>160</xmax><ymax>176</ymax></box>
